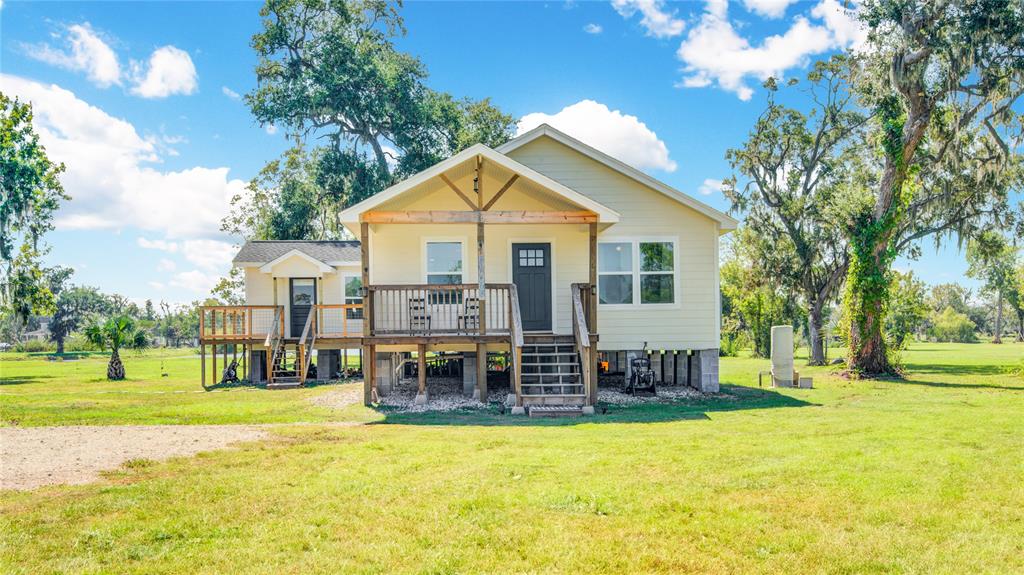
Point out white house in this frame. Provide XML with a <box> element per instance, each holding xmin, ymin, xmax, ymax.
<box><xmin>205</xmin><ymin>124</ymin><xmax>736</xmax><ymax>413</ymax></box>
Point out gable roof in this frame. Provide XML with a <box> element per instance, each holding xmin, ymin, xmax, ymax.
<box><xmin>497</xmin><ymin>124</ymin><xmax>738</xmax><ymax>231</ymax></box>
<box><xmin>337</xmin><ymin>143</ymin><xmax>621</xmax><ymax>229</ymax></box>
<box><xmin>233</xmin><ymin>241</ymin><xmax>361</xmax><ymax>267</ymax></box>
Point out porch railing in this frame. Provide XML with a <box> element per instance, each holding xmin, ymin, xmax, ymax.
<box><xmin>200</xmin><ymin>306</ymin><xmax>283</xmax><ymax>340</ymax></box>
<box><xmin>571</xmin><ymin>283</ymin><xmax>593</xmax><ymax>404</ymax></box>
<box><xmin>314</xmin><ymin>304</ymin><xmax>364</xmax><ymax>338</ymax></box>
<box><xmin>508</xmin><ymin>284</ymin><xmax>524</xmax><ymax>407</ymax></box>
<box><xmin>368</xmin><ymin>284</ymin><xmax>513</xmax><ymax>337</ymax></box>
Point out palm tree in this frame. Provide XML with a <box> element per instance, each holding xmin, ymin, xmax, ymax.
<box><xmin>85</xmin><ymin>316</ymin><xmax>148</xmax><ymax>380</ymax></box>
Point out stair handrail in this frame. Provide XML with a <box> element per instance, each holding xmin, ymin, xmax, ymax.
<box><xmin>570</xmin><ymin>283</ymin><xmax>592</xmax><ymax>403</ymax></box>
<box><xmin>264</xmin><ymin>308</ymin><xmax>283</xmax><ymax>385</ymax></box>
<box><xmin>298</xmin><ymin>308</ymin><xmax>316</xmax><ymax>382</ymax></box>
<box><xmin>508</xmin><ymin>284</ymin><xmax>525</xmax><ymax>407</ymax></box>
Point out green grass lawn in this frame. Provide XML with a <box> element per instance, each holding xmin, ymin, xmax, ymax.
<box><xmin>2</xmin><ymin>342</ymin><xmax>1023</xmax><ymax>573</ymax></box>
<box><xmin>0</xmin><ymin>348</ymin><xmax>372</xmax><ymax>426</ymax></box>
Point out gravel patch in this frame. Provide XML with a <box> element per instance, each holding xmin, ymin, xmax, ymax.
<box><xmin>307</xmin><ymin>384</ymin><xmax>362</xmax><ymax>411</ymax></box>
<box><xmin>598</xmin><ymin>385</ymin><xmax>703</xmax><ymax>405</ymax></box>
<box><xmin>0</xmin><ymin>425</ymin><xmax>269</xmax><ymax>490</ymax></box>
<box><xmin>378</xmin><ymin>377</ymin><xmax>509</xmax><ymax>413</ymax></box>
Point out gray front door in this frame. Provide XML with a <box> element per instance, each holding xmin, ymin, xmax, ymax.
<box><xmin>290</xmin><ymin>278</ymin><xmax>316</xmax><ymax>337</ymax></box>
<box><xmin>512</xmin><ymin>243</ymin><xmax>552</xmax><ymax>331</ymax></box>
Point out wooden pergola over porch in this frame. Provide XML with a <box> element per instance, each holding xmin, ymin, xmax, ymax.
<box><xmin>343</xmin><ymin>145</ymin><xmax>619</xmax><ymax>409</ymax></box>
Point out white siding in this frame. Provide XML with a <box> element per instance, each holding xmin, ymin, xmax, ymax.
<box><xmin>507</xmin><ymin>137</ymin><xmax>720</xmax><ymax>350</ymax></box>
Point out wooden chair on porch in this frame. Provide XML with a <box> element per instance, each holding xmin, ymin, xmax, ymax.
<box><xmin>458</xmin><ymin>297</ymin><xmax>480</xmax><ymax>333</ymax></box>
<box><xmin>408</xmin><ymin>298</ymin><xmax>431</xmax><ymax>334</ymax></box>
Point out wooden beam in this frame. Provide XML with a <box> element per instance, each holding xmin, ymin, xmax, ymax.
<box><xmin>439</xmin><ymin>173</ymin><xmax>478</xmax><ymax>211</ymax></box>
<box><xmin>589</xmin><ymin>222</ymin><xmax>598</xmax><ymax>329</ymax></box>
<box><xmin>417</xmin><ymin>343</ymin><xmax>427</xmax><ymax>397</ymax></box>
<box><xmin>482</xmin><ymin>174</ymin><xmax>519</xmax><ymax>211</ymax></box>
<box><xmin>475</xmin><ymin>158</ymin><xmax>486</xmax><ymax>335</ymax></box>
<box><xmin>363</xmin><ymin>344</ymin><xmax>374</xmax><ymax>405</ymax></box>
<box><xmin>361</xmin><ymin>222</ymin><xmax>371</xmax><ymax>338</ymax></box>
<box><xmin>361</xmin><ymin>210</ymin><xmax>598</xmax><ymax>224</ymax></box>
<box><xmin>477</xmin><ymin>343</ymin><xmax>487</xmax><ymax>402</ymax></box>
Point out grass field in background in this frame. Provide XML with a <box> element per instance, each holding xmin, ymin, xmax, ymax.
<box><xmin>1</xmin><ymin>342</ymin><xmax>1023</xmax><ymax>573</ymax></box>
<box><xmin>0</xmin><ymin>348</ymin><xmax>371</xmax><ymax>426</ymax></box>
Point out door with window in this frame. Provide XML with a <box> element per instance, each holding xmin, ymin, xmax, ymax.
<box><xmin>512</xmin><ymin>243</ymin><xmax>552</xmax><ymax>331</ymax></box>
<box><xmin>290</xmin><ymin>278</ymin><xmax>316</xmax><ymax>337</ymax></box>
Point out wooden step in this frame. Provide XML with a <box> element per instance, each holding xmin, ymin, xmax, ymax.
<box><xmin>268</xmin><ymin>378</ymin><xmax>302</xmax><ymax>390</ymax></box>
<box><xmin>528</xmin><ymin>405</ymin><xmax>584</xmax><ymax>417</ymax></box>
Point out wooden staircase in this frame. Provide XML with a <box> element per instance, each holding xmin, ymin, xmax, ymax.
<box><xmin>520</xmin><ymin>334</ymin><xmax>586</xmax><ymax>414</ymax></box>
<box><xmin>268</xmin><ymin>343</ymin><xmax>303</xmax><ymax>389</ymax></box>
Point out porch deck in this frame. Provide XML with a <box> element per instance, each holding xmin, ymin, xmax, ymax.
<box><xmin>198</xmin><ymin>282</ymin><xmax>597</xmax><ymax>413</ymax></box>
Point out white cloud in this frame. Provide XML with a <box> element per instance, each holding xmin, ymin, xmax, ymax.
<box><xmin>130</xmin><ymin>46</ymin><xmax>198</xmax><ymax>98</ymax></box>
<box><xmin>138</xmin><ymin>237</ymin><xmax>179</xmax><ymax>252</ymax></box>
<box><xmin>698</xmin><ymin>178</ymin><xmax>723</xmax><ymax>195</ymax></box>
<box><xmin>148</xmin><ymin>281</ymin><xmax>166</xmax><ymax>291</ymax></box>
<box><xmin>584</xmin><ymin>23</ymin><xmax>603</xmax><ymax>34</ymax></box>
<box><xmin>517</xmin><ymin>100</ymin><xmax>676</xmax><ymax>172</ymax></box>
<box><xmin>811</xmin><ymin>0</ymin><xmax>867</xmax><ymax>50</ymax></box>
<box><xmin>221</xmin><ymin>86</ymin><xmax>241</xmax><ymax>100</ymax></box>
<box><xmin>169</xmin><ymin>269</ymin><xmax>221</xmax><ymax>294</ymax></box>
<box><xmin>264</xmin><ymin>124</ymin><xmax>278</xmax><ymax>135</ymax></box>
<box><xmin>156</xmin><ymin>258</ymin><xmax>177</xmax><ymax>272</ymax></box>
<box><xmin>676</xmin><ymin>0</ymin><xmax>850</xmax><ymax>101</ymax></box>
<box><xmin>742</xmin><ymin>0</ymin><xmax>799</xmax><ymax>18</ymax></box>
<box><xmin>181</xmin><ymin>239</ymin><xmax>235</xmax><ymax>271</ymax></box>
<box><xmin>3</xmin><ymin>74</ymin><xmax>245</xmax><ymax>240</ymax></box>
<box><xmin>24</xmin><ymin>24</ymin><xmax>121</xmax><ymax>88</ymax></box>
<box><xmin>611</xmin><ymin>0</ymin><xmax>685</xmax><ymax>38</ymax></box>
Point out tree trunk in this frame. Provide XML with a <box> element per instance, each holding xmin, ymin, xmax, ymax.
<box><xmin>846</xmin><ymin>237</ymin><xmax>894</xmax><ymax>376</ymax></box>
<box><xmin>108</xmin><ymin>348</ymin><xmax>125</xmax><ymax>380</ymax></box>
<box><xmin>992</xmin><ymin>290</ymin><xmax>1003</xmax><ymax>344</ymax></box>
<box><xmin>1017</xmin><ymin>309</ymin><xmax>1023</xmax><ymax>342</ymax></box>
<box><xmin>56</xmin><ymin>337</ymin><xmax>65</xmax><ymax>355</ymax></box>
<box><xmin>807</xmin><ymin>303</ymin><xmax>826</xmax><ymax>366</ymax></box>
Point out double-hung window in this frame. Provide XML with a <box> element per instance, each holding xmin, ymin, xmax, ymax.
<box><xmin>598</xmin><ymin>242</ymin><xmax>633</xmax><ymax>305</ymax></box>
<box><xmin>598</xmin><ymin>240</ymin><xmax>676</xmax><ymax>306</ymax></box>
<box><xmin>425</xmin><ymin>241</ymin><xmax>464</xmax><ymax>304</ymax></box>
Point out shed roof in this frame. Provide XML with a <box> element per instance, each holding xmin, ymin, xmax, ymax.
<box><xmin>233</xmin><ymin>240</ymin><xmax>361</xmax><ymax>266</ymax></box>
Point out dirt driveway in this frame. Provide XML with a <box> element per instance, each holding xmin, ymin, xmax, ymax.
<box><xmin>0</xmin><ymin>425</ymin><xmax>270</xmax><ymax>490</ymax></box>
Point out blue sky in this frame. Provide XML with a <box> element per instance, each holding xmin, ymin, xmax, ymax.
<box><xmin>0</xmin><ymin>0</ymin><xmax>993</xmax><ymax>305</ymax></box>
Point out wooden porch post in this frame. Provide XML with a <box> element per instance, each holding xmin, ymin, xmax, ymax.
<box><xmin>476</xmin><ymin>156</ymin><xmax>486</xmax><ymax>335</ymax></box>
<box><xmin>588</xmin><ymin>222</ymin><xmax>598</xmax><ymax>406</ymax></box>
<box><xmin>417</xmin><ymin>343</ymin><xmax>427</xmax><ymax>398</ymax></box>
<box><xmin>361</xmin><ymin>221</ymin><xmax>374</xmax><ymax>405</ymax></box>
<box><xmin>200</xmin><ymin>344</ymin><xmax>206</xmax><ymax>387</ymax></box>
<box><xmin>477</xmin><ymin>343</ymin><xmax>487</xmax><ymax>402</ymax></box>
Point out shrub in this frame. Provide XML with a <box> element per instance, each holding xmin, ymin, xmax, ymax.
<box><xmin>15</xmin><ymin>339</ymin><xmax>55</xmax><ymax>353</ymax></box>
<box><xmin>65</xmin><ymin>333</ymin><xmax>100</xmax><ymax>352</ymax></box>
<box><xmin>928</xmin><ymin>307</ymin><xmax>978</xmax><ymax>343</ymax></box>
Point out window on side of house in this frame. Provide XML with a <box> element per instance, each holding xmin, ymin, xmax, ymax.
<box><xmin>598</xmin><ymin>242</ymin><xmax>633</xmax><ymax>305</ymax></box>
<box><xmin>598</xmin><ymin>240</ymin><xmax>677</xmax><ymax>306</ymax></box>
<box><xmin>344</xmin><ymin>275</ymin><xmax>363</xmax><ymax>320</ymax></box>
<box><xmin>639</xmin><ymin>241</ymin><xmax>674</xmax><ymax>304</ymax></box>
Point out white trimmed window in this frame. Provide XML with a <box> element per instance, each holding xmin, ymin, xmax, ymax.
<box><xmin>598</xmin><ymin>242</ymin><xmax>633</xmax><ymax>305</ymax></box>
<box><xmin>425</xmin><ymin>241</ymin><xmax>464</xmax><ymax>284</ymax></box>
<box><xmin>598</xmin><ymin>240</ymin><xmax>676</xmax><ymax>306</ymax></box>
<box><xmin>343</xmin><ymin>275</ymin><xmax>363</xmax><ymax>319</ymax></box>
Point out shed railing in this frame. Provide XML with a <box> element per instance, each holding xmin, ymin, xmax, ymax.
<box><xmin>200</xmin><ymin>306</ymin><xmax>282</xmax><ymax>340</ymax></box>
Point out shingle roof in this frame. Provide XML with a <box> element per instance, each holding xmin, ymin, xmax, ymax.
<box><xmin>233</xmin><ymin>240</ymin><xmax>361</xmax><ymax>265</ymax></box>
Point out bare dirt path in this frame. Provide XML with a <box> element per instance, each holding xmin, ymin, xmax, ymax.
<box><xmin>0</xmin><ymin>425</ymin><xmax>270</xmax><ymax>490</ymax></box>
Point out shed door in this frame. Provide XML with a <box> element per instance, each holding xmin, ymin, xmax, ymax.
<box><xmin>290</xmin><ymin>278</ymin><xmax>316</xmax><ymax>337</ymax></box>
<box><xmin>512</xmin><ymin>243</ymin><xmax>552</xmax><ymax>332</ymax></box>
